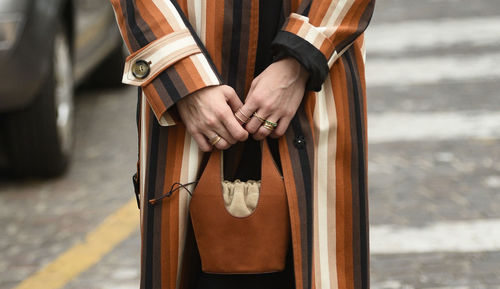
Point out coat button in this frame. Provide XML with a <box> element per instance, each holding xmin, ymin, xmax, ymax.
<box><xmin>132</xmin><ymin>60</ymin><xmax>150</xmax><ymax>79</ymax></box>
<box><xmin>294</xmin><ymin>136</ymin><xmax>306</xmax><ymax>149</ymax></box>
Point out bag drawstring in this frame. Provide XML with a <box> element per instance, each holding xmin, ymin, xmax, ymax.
<box><xmin>148</xmin><ymin>181</ymin><xmax>198</xmax><ymax>206</ymax></box>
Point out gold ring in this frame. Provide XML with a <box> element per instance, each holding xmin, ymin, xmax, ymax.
<box><xmin>234</xmin><ymin>113</ymin><xmax>247</xmax><ymax>124</ymax></box>
<box><xmin>209</xmin><ymin>135</ymin><xmax>222</xmax><ymax>146</ymax></box>
<box><xmin>253</xmin><ymin>112</ymin><xmax>266</xmax><ymax>123</ymax></box>
<box><xmin>238</xmin><ymin>109</ymin><xmax>251</xmax><ymax>120</ymax></box>
<box><xmin>264</xmin><ymin>119</ymin><xmax>278</xmax><ymax>128</ymax></box>
<box><xmin>263</xmin><ymin>122</ymin><xmax>275</xmax><ymax>131</ymax></box>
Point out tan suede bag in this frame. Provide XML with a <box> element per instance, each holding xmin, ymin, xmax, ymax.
<box><xmin>189</xmin><ymin>140</ymin><xmax>290</xmax><ymax>274</ymax></box>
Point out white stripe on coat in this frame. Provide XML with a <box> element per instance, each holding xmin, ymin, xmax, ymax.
<box><xmin>152</xmin><ymin>0</ymin><xmax>185</xmax><ymax>30</ymax></box>
<box><xmin>314</xmin><ymin>74</ymin><xmax>339</xmax><ymax>289</ymax></box>
<box><xmin>176</xmin><ymin>133</ymin><xmax>201</xmax><ymax>288</ymax></box>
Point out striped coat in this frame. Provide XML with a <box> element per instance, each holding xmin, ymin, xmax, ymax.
<box><xmin>109</xmin><ymin>1</ymin><xmax>375</xmax><ymax>289</ymax></box>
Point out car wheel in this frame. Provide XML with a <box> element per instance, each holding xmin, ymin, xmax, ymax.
<box><xmin>3</xmin><ymin>23</ymin><xmax>74</xmax><ymax>177</ymax></box>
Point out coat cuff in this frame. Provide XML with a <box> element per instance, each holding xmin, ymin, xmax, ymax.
<box><xmin>122</xmin><ymin>29</ymin><xmax>221</xmax><ymax>126</ymax></box>
<box><xmin>271</xmin><ymin>13</ymin><xmax>334</xmax><ymax>91</ymax></box>
<box><xmin>280</xmin><ymin>13</ymin><xmax>335</xmax><ymax>61</ymax></box>
<box><xmin>271</xmin><ymin>31</ymin><xmax>329</xmax><ymax>92</ymax></box>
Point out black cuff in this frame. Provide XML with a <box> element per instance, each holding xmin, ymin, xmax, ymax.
<box><xmin>271</xmin><ymin>31</ymin><xmax>329</xmax><ymax>92</ymax></box>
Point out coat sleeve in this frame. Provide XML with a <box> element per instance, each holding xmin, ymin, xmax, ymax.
<box><xmin>109</xmin><ymin>0</ymin><xmax>222</xmax><ymax>125</ymax></box>
<box><xmin>271</xmin><ymin>0</ymin><xmax>375</xmax><ymax>91</ymax></box>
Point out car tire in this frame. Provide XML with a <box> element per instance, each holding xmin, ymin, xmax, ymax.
<box><xmin>3</xmin><ymin>22</ymin><xmax>74</xmax><ymax>177</ymax></box>
<box><xmin>87</xmin><ymin>43</ymin><xmax>127</xmax><ymax>87</ymax></box>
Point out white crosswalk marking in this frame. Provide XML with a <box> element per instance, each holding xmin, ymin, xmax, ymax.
<box><xmin>367</xmin><ymin>111</ymin><xmax>500</xmax><ymax>143</ymax></box>
<box><xmin>371</xmin><ymin>219</ymin><xmax>500</xmax><ymax>254</ymax></box>
<box><xmin>365</xmin><ymin>17</ymin><xmax>500</xmax><ymax>54</ymax></box>
<box><xmin>366</xmin><ymin>53</ymin><xmax>500</xmax><ymax>86</ymax></box>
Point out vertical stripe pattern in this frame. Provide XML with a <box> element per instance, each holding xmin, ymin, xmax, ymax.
<box><xmin>110</xmin><ymin>1</ymin><xmax>374</xmax><ymax>289</ymax></box>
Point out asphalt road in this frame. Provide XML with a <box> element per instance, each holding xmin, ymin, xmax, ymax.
<box><xmin>1</xmin><ymin>0</ymin><xmax>499</xmax><ymax>288</ymax></box>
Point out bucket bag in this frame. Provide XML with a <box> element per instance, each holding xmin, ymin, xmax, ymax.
<box><xmin>189</xmin><ymin>139</ymin><xmax>291</xmax><ymax>274</ymax></box>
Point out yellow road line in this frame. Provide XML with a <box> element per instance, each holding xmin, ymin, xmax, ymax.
<box><xmin>14</xmin><ymin>198</ymin><xmax>140</xmax><ymax>289</ymax></box>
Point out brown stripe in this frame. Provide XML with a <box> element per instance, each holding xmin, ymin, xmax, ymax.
<box><xmin>235</xmin><ymin>0</ymin><xmax>254</xmax><ymax>94</ymax></box>
<box><xmin>205</xmin><ymin>0</ymin><xmax>224</xmax><ymax>72</ymax></box>
<box><xmin>110</xmin><ymin>0</ymin><xmax>133</xmax><ymax>51</ymax></box>
<box><xmin>349</xmin><ymin>47</ymin><xmax>362</xmax><ymax>289</ymax></box>
<box><xmin>171</xmin><ymin>127</ymin><xmax>187</xmax><ymax>289</ymax></box>
<box><xmin>332</xmin><ymin>58</ymin><xmax>349</xmax><ymax>289</ymax></box>
<box><xmin>178</xmin><ymin>0</ymin><xmax>188</xmax><ymax>14</ymax></box>
<box><xmin>331</xmin><ymin>0</ymin><xmax>372</xmax><ymax>48</ymax></box>
<box><xmin>159</xmin><ymin>125</ymin><xmax>185</xmax><ymax>289</ymax></box>
<box><xmin>284</xmin><ymin>111</ymin><xmax>315</xmax><ymax>289</ymax></box>
<box><xmin>286</xmin><ymin>137</ymin><xmax>308</xmax><ymax>285</ymax></box>
<box><xmin>311</xmin><ymin>257</ymin><xmax>316</xmax><ymax>289</ymax></box>
<box><xmin>138</xmin><ymin>0</ymin><xmax>172</xmax><ymax>36</ymax></box>
<box><xmin>291</xmin><ymin>0</ymin><xmax>301</xmax><ymax>14</ymax></box>
<box><xmin>149</xmin><ymin>77</ymin><xmax>172</xmax><ymax>113</ymax></box>
<box><xmin>143</xmin><ymin>85</ymin><xmax>167</xmax><ymax>121</ymax></box>
<box><xmin>319</xmin><ymin>40</ymin><xmax>334</xmax><ymax>60</ymax></box>
<box><xmin>117</xmin><ymin>0</ymin><xmax>142</xmax><ymax>51</ymax></box>
<box><xmin>308</xmin><ymin>0</ymin><xmax>331</xmax><ymax>26</ymax></box>
<box><xmin>175</xmin><ymin>57</ymin><xmax>204</xmax><ymax>92</ymax></box>
<box><xmin>279</xmin><ymin>137</ymin><xmax>304</xmax><ymax>289</ymax></box>
<box><xmin>286</xmin><ymin>17</ymin><xmax>303</xmax><ymax>34</ymax></box>
<box><xmin>303</xmin><ymin>92</ymin><xmax>317</xmax><ymax>146</ymax></box>
<box><xmin>127</xmin><ymin>0</ymin><xmax>157</xmax><ymax>44</ymax></box>
<box><xmin>299</xmin><ymin>107</ymin><xmax>316</xmax><ymax>289</ymax></box>
<box><xmin>221</xmin><ymin>0</ymin><xmax>234</xmax><ymax>81</ymax></box>
<box><xmin>353</xmin><ymin>37</ymin><xmax>369</xmax><ymax>187</ymax></box>
<box><xmin>236</xmin><ymin>0</ymin><xmax>253</xmax><ymax>95</ymax></box>
<box><xmin>165</xmin><ymin>68</ymin><xmax>190</xmax><ymax>97</ymax></box>
<box><xmin>282</xmin><ymin>0</ymin><xmax>291</xmax><ymax>19</ymax></box>
<box><xmin>160</xmin><ymin>128</ymin><xmax>173</xmax><ymax>289</ymax></box>
<box><xmin>150</xmin><ymin>121</ymin><xmax>167</xmax><ymax>289</ymax></box>
<box><xmin>350</xmin><ymin>43</ymin><xmax>370</xmax><ymax>289</ymax></box>
<box><xmin>344</xmin><ymin>50</ymin><xmax>361</xmax><ymax>289</ymax></box>
<box><xmin>243</xmin><ymin>0</ymin><xmax>259</xmax><ymax>94</ymax></box>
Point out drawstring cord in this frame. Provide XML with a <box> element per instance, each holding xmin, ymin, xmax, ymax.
<box><xmin>148</xmin><ymin>181</ymin><xmax>198</xmax><ymax>206</ymax></box>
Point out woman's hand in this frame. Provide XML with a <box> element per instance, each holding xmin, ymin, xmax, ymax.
<box><xmin>240</xmin><ymin>57</ymin><xmax>309</xmax><ymax>140</ymax></box>
<box><xmin>177</xmin><ymin>85</ymin><xmax>248</xmax><ymax>152</ymax></box>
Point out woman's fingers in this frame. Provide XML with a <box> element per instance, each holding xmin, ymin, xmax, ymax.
<box><xmin>192</xmin><ymin>132</ymin><xmax>212</xmax><ymax>152</ymax></box>
<box><xmin>253</xmin><ymin>115</ymin><xmax>280</xmax><ymax>140</ymax></box>
<box><xmin>204</xmin><ymin>131</ymin><xmax>231</xmax><ymax>150</ymax></box>
<box><xmin>239</xmin><ymin>92</ymin><xmax>260</xmax><ymax>132</ymax></box>
<box><xmin>222</xmin><ymin>85</ymin><xmax>244</xmax><ymax>112</ymax></box>
<box><xmin>246</xmin><ymin>108</ymin><xmax>271</xmax><ymax>135</ymax></box>
<box><xmin>214</xmin><ymin>137</ymin><xmax>230</xmax><ymax>150</ymax></box>
<box><xmin>211</xmin><ymin>120</ymin><xmax>237</xmax><ymax>145</ymax></box>
<box><xmin>237</xmin><ymin>57</ymin><xmax>308</xmax><ymax>139</ymax></box>
<box><xmin>215</xmin><ymin>102</ymin><xmax>248</xmax><ymax>141</ymax></box>
<box><xmin>217</xmin><ymin>85</ymin><xmax>248</xmax><ymax>142</ymax></box>
<box><xmin>269</xmin><ymin>115</ymin><xmax>291</xmax><ymax>139</ymax></box>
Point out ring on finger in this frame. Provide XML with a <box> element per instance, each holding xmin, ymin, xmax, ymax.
<box><xmin>264</xmin><ymin>119</ymin><xmax>278</xmax><ymax>128</ymax></box>
<box><xmin>263</xmin><ymin>122</ymin><xmax>275</xmax><ymax>131</ymax></box>
<box><xmin>238</xmin><ymin>108</ymin><xmax>251</xmax><ymax>121</ymax></box>
<box><xmin>234</xmin><ymin>111</ymin><xmax>249</xmax><ymax>124</ymax></box>
<box><xmin>253</xmin><ymin>112</ymin><xmax>266</xmax><ymax>123</ymax></box>
<box><xmin>209</xmin><ymin>134</ymin><xmax>222</xmax><ymax>146</ymax></box>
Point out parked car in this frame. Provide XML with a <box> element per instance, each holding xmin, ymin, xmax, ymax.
<box><xmin>0</xmin><ymin>0</ymin><xmax>125</xmax><ymax>177</ymax></box>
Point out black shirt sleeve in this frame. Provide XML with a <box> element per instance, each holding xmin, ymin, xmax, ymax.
<box><xmin>271</xmin><ymin>31</ymin><xmax>329</xmax><ymax>92</ymax></box>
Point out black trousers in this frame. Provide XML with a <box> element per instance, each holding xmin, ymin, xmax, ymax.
<box><xmin>195</xmin><ymin>271</ymin><xmax>294</xmax><ymax>289</ymax></box>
